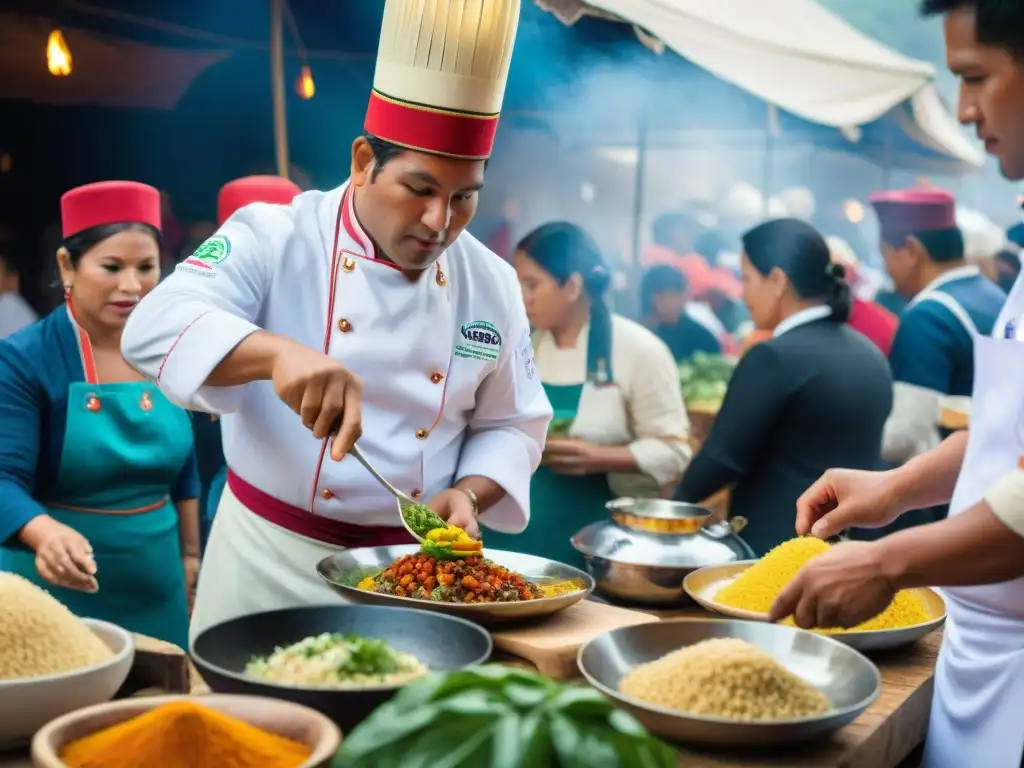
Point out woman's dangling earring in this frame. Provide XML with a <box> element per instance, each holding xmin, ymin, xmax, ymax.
<box><xmin>63</xmin><ymin>281</ymin><xmax>73</xmax><ymax>301</ymax></box>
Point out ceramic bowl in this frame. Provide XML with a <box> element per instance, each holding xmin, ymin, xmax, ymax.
<box><xmin>31</xmin><ymin>693</ymin><xmax>341</xmax><ymax>767</ymax></box>
<box><xmin>0</xmin><ymin>618</ymin><xmax>134</xmax><ymax>747</ymax></box>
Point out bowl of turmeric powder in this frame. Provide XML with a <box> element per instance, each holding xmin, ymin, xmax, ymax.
<box><xmin>31</xmin><ymin>694</ymin><xmax>341</xmax><ymax>768</ymax></box>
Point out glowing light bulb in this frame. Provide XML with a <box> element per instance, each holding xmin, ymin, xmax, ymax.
<box><xmin>295</xmin><ymin>65</ymin><xmax>315</xmax><ymax>99</ymax></box>
<box><xmin>47</xmin><ymin>30</ymin><xmax>72</xmax><ymax>77</ymax></box>
<box><xmin>842</xmin><ymin>199</ymin><xmax>864</xmax><ymax>224</ymax></box>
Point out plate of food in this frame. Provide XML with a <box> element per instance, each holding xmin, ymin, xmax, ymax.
<box><xmin>317</xmin><ymin>542</ymin><xmax>594</xmax><ymax>626</ymax></box>
<box><xmin>190</xmin><ymin>604</ymin><xmax>492</xmax><ymax>731</ymax></box>
<box><xmin>681</xmin><ymin>537</ymin><xmax>946</xmax><ymax>651</ymax></box>
<box><xmin>578</xmin><ymin>619</ymin><xmax>880</xmax><ymax>747</ymax></box>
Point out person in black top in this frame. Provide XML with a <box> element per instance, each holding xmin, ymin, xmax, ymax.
<box><xmin>674</xmin><ymin>218</ymin><xmax>893</xmax><ymax>555</ymax></box>
<box><xmin>639</xmin><ymin>265</ymin><xmax>723</xmax><ymax>362</ymax></box>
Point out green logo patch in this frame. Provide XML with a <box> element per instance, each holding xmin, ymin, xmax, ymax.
<box><xmin>455</xmin><ymin>320</ymin><xmax>502</xmax><ymax>361</ymax></box>
<box><xmin>192</xmin><ymin>235</ymin><xmax>231</xmax><ymax>266</ymax></box>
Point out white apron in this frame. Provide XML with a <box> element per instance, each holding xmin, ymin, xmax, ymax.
<box><xmin>189</xmin><ymin>484</ymin><xmax>346</xmax><ymax>644</ymax></box>
<box><xmin>923</xmin><ymin>274</ymin><xmax>1024</xmax><ymax>768</ymax></box>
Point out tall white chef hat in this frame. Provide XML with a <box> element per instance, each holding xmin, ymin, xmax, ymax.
<box><xmin>364</xmin><ymin>0</ymin><xmax>522</xmax><ymax>161</ymax></box>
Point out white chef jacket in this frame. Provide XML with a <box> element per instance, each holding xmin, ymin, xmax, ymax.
<box><xmin>121</xmin><ymin>181</ymin><xmax>552</xmax><ymax>533</ymax></box>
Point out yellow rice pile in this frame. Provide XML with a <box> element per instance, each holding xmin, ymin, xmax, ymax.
<box><xmin>715</xmin><ymin>537</ymin><xmax>930</xmax><ymax>632</ymax></box>
<box><xmin>0</xmin><ymin>573</ymin><xmax>113</xmax><ymax>680</ymax></box>
<box><xmin>620</xmin><ymin>638</ymin><xmax>831</xmax><ymax>721</ymax></box>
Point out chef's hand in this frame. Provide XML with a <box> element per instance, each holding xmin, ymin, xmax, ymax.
<box><xmin>271</xmin><ymin>342</ymin><xmax>363</xmax><ymax>461</ymax></box>
<box><xmin>768</xmin><ymin>541</ymin><xmax>896</xmax><ymax>629</ymax></box>
<box><xmin>428</xmin><ymin>489</ymin><xmax>480</xmax><ymax>540</ymax></box>
<box><xmin>182</xmin><ymin>554</ymin><xmax>200</xmax><ymax>614</ymax></box>
<box><xmin>544</xmin><ymin>438</ymin><xmax>596</xmax><ymax>476</ymax></box>
<box><xmin>19</xmin><ymin>516</ymin><xmax>98</xmax><ymax>592</ymax></box>
<box><xmin>795</xmin><ymin>469</ymin><xmax>902</xmax><ymax>539</ymax></box>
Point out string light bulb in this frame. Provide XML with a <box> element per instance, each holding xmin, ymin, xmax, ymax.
<box><xmin>295</xmin><ymin>65</ymin><xmax>315</xmax><ymax>99</ymax></box>
<box><xmin>47</xmin><ymin>29</ymin><xmax>72</xmax><ymax>77</ymax></box>
<box><xmin>842</xmin><ymin>199</ymin><xmax>865</xmax><ymax>224</ymax></box>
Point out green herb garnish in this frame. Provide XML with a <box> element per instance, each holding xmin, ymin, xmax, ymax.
<box><xmin>401</xmin><ymin>503</ymin><xmax>447</xmax><ymax>538</ymax></box>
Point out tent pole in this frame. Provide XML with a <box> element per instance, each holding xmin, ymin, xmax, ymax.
<box><xmin>882</xmin><ymin>122</ymin><xmax>893</xmax><ymax>189</ymax></box>
<box><xmin>630</xmin><ymin>116</ymin><xmax>648</xmax><ymax>266</ymax></box>
<box><xmin>270</xmin><ymin>0</ymin><xmax>290</xmax><ymax>178</ymax></box>
<box><xmin>761</xmin><ymin>104</ymin><xmax>777</xmax><ymax>215</ymax></box>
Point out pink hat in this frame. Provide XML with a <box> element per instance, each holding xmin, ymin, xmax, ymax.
<box><xmin>869</xmin><ymin>187</ymin><xmax>956</xmax><ymax>245</ymax></box>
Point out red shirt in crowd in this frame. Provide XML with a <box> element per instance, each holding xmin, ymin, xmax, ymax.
<box><xmin>847</xmin><ymin>297</ymin><xmax>898</xmax><ymax>357</ymax></box>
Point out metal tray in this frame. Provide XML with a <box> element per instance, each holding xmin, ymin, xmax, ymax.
<box><xmin>682</xmin><ymin>560</ymin><xmax>946</xmax><ymax>652</ymax></box>
<box><xmin>317</xmin><ymin>545</ymin><xmax>594</xmax><ymax>627</ymax></box>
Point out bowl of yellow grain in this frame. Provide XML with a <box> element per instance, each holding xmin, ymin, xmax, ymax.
<box><xmin>681</xmin><ymin>537</ymin><xmax>946</xmax><ymax>651</ymax></box>
<box><xmin>0</xmin><ymin>574</ymin><xmax>136</xmax><ymax>747</ymax></box>
<box><xmin>32</xmin><ymin>694</ymin><xmax>341</xmax><ymax>768</ymax></box>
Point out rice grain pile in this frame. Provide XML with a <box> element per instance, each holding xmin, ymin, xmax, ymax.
<box><xmin>620</xmin><ymin>638</ymin><xmax>831</xmax><ymax>720</ymax></box>
<box><xmin>0</xmin><ymin>573</ymin><xmax>113</xmax><ymax>680</ymax></box>
<box><xmin>715</xmin><ymin>537</ymin><xmax>931</xmax><ymax>632</ymax></box>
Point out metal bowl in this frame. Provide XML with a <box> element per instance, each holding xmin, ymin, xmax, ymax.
<box><xmin>571</xmin><ymin>499</ymin><xmax>754</xmax><ymax>606</ymax></box>
<box><xmin>317</xmin><ymin>546</ymin><xmax>594</xmax><ymax>627</ymax></box>
<box><xmin>683</xmin><ymin>561</ymin><xmax>947</xmax><ymax>651</ymax></box>
<box><xmin>190</xmin><ymin>604</ymin><xmax>492</xmax><ymax>733</ymax></box>
<box><xmin>578</xmin><ymin>619</ymin><xmax>881</xmax><ymax>747</ymax></box>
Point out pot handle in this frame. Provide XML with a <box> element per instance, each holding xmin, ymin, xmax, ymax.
<box><xmin>703</xmin><ymin>515</ymin><xmax>748</xmax><ymax>539</ymax></box>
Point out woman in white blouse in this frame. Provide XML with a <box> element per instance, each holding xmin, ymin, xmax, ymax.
<box><xmin>486</xmin><ymin>222</ymin><xmax>691</xmax><ymax>566</ymax></box>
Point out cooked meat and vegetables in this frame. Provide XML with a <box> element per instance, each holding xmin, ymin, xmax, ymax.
<box><xmin>357</xmin><ymin>553</ymin><xmax>543</xmax><ymax>603</ymax></box>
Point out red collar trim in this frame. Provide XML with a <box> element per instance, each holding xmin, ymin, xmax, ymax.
<box><xmin>338</xmin><ymin>182</ymin><xmax>448</xmax><ymax>283</ymax></box>
<box><xmin>341</xmin><ymin>184</ymin><xmax>396</xmax><ymax>268</ymax></box>
<box><xmin>65</xmin><ymin>302</ymin><xmax>100</xmax><ymax>384</ymax></box>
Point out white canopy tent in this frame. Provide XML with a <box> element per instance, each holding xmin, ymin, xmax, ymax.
<box><xmin>535</xmin><ymin>0</ymin><xmax>983</xmax><ymax>170</ymax></box>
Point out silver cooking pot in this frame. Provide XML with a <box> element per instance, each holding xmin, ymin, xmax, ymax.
<box><xmin>571</xmin><ymin>497</ymin><xmax>754</xmax><ymax>606</ymax></box>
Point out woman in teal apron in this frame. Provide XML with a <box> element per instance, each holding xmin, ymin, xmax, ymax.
<box><xmin>487</xmin><ymin>223</ymin><xmax>692</xmax><ymax>567</ymax></box>
<box><xmin>0</xmin><ymin>181</ymin><xmax>198</xmax><ymax>649</ymax></box>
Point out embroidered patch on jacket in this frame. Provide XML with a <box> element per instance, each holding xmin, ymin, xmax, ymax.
<box><xmin>455</xmin><ymin>321</ymin><xmax>502</xmax><ymax>361</ymax></box>
<box><xmin>183</xmin><ymin>235</ymin><xmax>232</xmax><ymax>272</ymax></box>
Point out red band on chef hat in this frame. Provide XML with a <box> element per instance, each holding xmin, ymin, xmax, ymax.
<box><xmin>364</xmin><ymin>91</ymin><xmax>501</xmax><ymax>161</ymax></box>
<box><xmin>869</xmin><ymin>187</ymin><xmax>957</xmax><ymax>244</ymax></box>
<box><xmin>217</xmin><ymin>175</ymin><xmax>302</xmax><ymax>226</ymax></box>
<box><xmin>61</xmin><ymin>181</ymin><xmax>162</xmax><ymax>239</ymax></box>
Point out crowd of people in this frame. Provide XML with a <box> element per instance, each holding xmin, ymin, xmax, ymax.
<box><xmin>1</xmin><ymin>0</ymin><xmax>1023</xmax><ymax>764</ymax></box>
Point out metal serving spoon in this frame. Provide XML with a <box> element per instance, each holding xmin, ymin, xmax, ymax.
<box><xmin>347</xmin><ymin>444</ymin><xmax>427</xmax><ymax>544</ymax></box>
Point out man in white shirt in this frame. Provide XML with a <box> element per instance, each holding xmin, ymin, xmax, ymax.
<box><xmin>121</xmin><ymin>0</ymin><xmax>551</xmax><ymax>641</ymax></box>
<box><xmin>0</xmin><ymin>251</ymin><xmax>38</xmax><ymax>339</ymax></box>
<box><xmin>768</xmin><ymin>3</ymin><xmax>1024</xmax><ymax>765</ymax></box>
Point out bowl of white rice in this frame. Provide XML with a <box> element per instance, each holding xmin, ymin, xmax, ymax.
<box><xmin>0</xmin><ymin>574</ymin><xmax>135</xmax><ymax>747</ymax></box>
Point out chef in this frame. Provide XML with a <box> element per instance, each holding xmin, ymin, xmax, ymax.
<box><xmin>768</xmin><ymin>2</ymin><xmax>1024</xmax><ymax>765</ymax></box>
<box><xmin>191</xmin><ymin>175</ymin><xmax>303</xmax><ymax>540</ymax></box>
<box><xmin>120</xmin><ymin>0</ymin><xmax>551</xmax><ymax>641</ymax></box>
